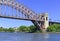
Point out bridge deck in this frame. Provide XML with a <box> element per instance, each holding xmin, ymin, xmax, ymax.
<box><xmin>0</xmin><ymin>15</ymin><xmax>44</xmax><ymax>22</ymax></box>
<box><xmin>49</xmin><ymin>21</ymin><xmax>60</xmax><ymax>24</ymax></box>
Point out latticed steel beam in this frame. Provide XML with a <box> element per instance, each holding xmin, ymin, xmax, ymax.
<box><xmin>0</xmin><ymin>0</ymin><xmax>36</xmax><ymax>19</ymax></box>
<box><xmin>0</xmin><ymin>0</ymin><xmax>46</xmax><ymax>22</ymax></box>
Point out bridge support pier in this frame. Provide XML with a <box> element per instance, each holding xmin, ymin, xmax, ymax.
<box><xmin>32</xmin><ymin>21</ymin><xmax>48</xmax><ymax>32</ymax></box>
<box><xmin>32</xmin><ymin>13</ymin><xmax>49</xmax><ymax>32</ymax></box>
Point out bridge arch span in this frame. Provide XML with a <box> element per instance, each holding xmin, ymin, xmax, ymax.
<box><xmin>0</xmin><ymin>0</ymin><xmax>49</xmax><ymax>31</ymax></box>
<box><xmin>0</xmin><ymin>0</ymin><xmax>36</xmax><ymax>20</ymax></box>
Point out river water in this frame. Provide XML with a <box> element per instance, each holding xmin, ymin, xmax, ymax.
<box><xmin>0</xmin><ymin>32</ymin><xmax>60</xmax><ymax>41</ymax></box>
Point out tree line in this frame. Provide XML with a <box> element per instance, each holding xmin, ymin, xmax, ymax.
<box><xmin>46</xmin><ymin>24</ymin><xmax>60</xmax><ymax>32</ymax></box>
<box><xmin>0</xmin><ymin>24</ymin><xmax>60</xmax><ymax>32</ymax></box>
<box><xmin>0</xmin><ymin>25</ymin><xmax>42</xmax><ymax>33</ymax></box>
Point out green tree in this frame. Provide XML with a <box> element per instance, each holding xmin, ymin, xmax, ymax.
<box><xmin>55</xmin><ymin>24</ymin><xmax>60</xmax><ymax>32</ymax></box>
<box><xmin>17</xmin><ymin>26</ymin><xmax>27</xmax><ymax>32</ymax></box>
<box><xmin>28</xmin><ymin>25</ymin><xmax>36</xmax><ymax>33</ymax></box>
<box><xmin>3</xmin><ymin>28</ymin><xmax>8</xmax><ymax>32</ymax></box>
<box><xmin>8</xmin><ymin>28</ymin><xmax>15</xmax><ymax>32</ymax></box>
<box><xmin>0</xmin><ymin>27</ymin><xmax>4</xmax><ymax>32</ymax></box>
<box><xmin>47</xmin><ymin>24</ymin><xmax>60</xmax><ymax>32</ymax></box>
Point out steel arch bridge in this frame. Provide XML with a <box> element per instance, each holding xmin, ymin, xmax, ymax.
<box><xmin>0</xmin><ymin>0</ymin><xmax>50</xmax><ymax>31</ymax></box>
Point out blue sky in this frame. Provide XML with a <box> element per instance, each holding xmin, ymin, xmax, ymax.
<box><xmin>0</xmin><ymin>0</ymin><xmax>60</xmax><ymax>28</ymax></box>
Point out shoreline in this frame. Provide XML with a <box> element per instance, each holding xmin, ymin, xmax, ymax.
<box><xmin>46</xmin><ymin>32</ymin><xmax>60</xmax><ymax>34</ymax></box>
<box><xmin>0</xmin><ymin>32</ymin><xmax>60</xmax><ymax>34</ymax></box>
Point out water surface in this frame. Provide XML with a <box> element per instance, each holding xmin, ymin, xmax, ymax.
<box><xmin>0</xmin><ymin>32</ymin><xmax>60</xmax><ymax>41</ymax></box>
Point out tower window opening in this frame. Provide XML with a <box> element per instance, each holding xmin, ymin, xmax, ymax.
<box><xmin>46</xmin><ymin>17</ymin><xmax>48</xmax><ymax>21</ymax></box>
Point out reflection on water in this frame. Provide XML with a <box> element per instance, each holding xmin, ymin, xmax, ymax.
<box><xmin>32</xmin><ymin>33</ymin><xmax>49</xmax><ymax>41</ymax></box>
<box><xmin>42</xmin><ymin>33</ymin><xmax>49</xmax><ymax>41</ymax></box>
<box><xmin>0</xmin><ymin>32</ymin><xmax>60</xmax><ymax>41</ymax></box>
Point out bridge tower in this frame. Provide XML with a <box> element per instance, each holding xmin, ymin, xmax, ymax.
<box><xmin>32</xmin><ymin>12</ymin><xmax>49</xmax><ymax>32</ymax></box>
<box><xmin>41</xmin><ymin>13</ymin><xmax>49</xmax><ymax>32</ymax></box>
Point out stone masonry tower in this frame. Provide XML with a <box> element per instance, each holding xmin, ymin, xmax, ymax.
<box><xmin>41</xmin><ymin>12</ymin><xmax>49</xmax><ymax>32</ymax></box>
